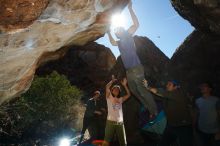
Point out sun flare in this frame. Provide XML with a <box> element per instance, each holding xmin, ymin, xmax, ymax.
<box><xmin>111</xmin><ymin>13</ymin><xmax>126</xmax><ymax>29</ymax></box>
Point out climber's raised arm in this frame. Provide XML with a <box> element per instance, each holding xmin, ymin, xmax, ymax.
<box><xmin>107</xmin><ymin>30</ymin><xmax>118</xmax><ymax>46</ymax></box>
<box><xmin>127</xmin><ymin>0</ymin><xmax>139</xmax><ymax>35</ymax></box>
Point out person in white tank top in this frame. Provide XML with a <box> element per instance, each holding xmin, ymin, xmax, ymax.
<box><xmin>102</xmin><ymin>75</ymin><xmax>130</xmax><ymax>146</ymax></box>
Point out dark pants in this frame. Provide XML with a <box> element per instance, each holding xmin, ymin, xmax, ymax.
<box><xmin>126</xmin><ymin>65</ymin><xmax>157</xmax><ymax>115</ymax></box>
<box><xmin>158</xmin><ymin>125</ymin><xmax>193</xmax><ymax>146</ymax></box>
<box><xmin>97</xmin><ymin>117</ymin><xmax>106</xmax><ymax>139</ymax></box>
<box><xmin>93</xmin><ymin>117</ymin><xmax>106</xmax><ymax>140</ymax></box>
<box><xmin>197</xmin><ymin>130</ymin><xmax>220</xmax><ymax>146</ymax></box>
<box><xmin>79</xmin><ymin>117</ymin><xmax>97</xmax><ymax>144</ymax></box>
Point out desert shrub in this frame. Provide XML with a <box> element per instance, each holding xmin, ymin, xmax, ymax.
<box><xmin>0</xmin><ymin>71</ymin><xmax>83</xmax><ymax>143</ymax></box>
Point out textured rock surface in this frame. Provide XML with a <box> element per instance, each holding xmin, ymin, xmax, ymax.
<box><xmin>170</xmin><ymin>0</ymin><xmax>220</xmax><ymax>96</ymax></box>
<box><xmin>36</xmin><ymin>42</ymin><xmax>116</xmax><ymax>94</ymax></box>
<box><xmin>0</xmin><ymin>0</ymin><xmax>128</xmax><ymax>103</ymax></box>
<box><xmin>168</xmin><ymin>30</ymin><xmax>220</xmax><ymax>97</ymax></box>
<box><xmin>0</xmin><ymin>0</ymin><xmax>49</xmax><ymax>31</ymax></box>
<box><xmin>111</xmin><ymin>36</ymin><xmax>170</xmax><ymax>86</ymax></box>
<box><xmin>171</xmin><ymin>0</ymin><xmax>220</xmax><ymax>34</ymax></box>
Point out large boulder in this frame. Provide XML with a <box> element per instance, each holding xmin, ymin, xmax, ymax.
<box><xmin>169</xmin><ymin>0</ymin><xmax>220</xmax><ymax>96</ymax></box>
<box><xmin>36</xmin><ymin>42</ymin><xmax>116</xmax><ymax>94</ymax></box>
<box><xmin>0</xmin><ymin>0</ymin><xmax>128</xmax><ymax>103</ymax></box>
<box><xmin>168</xmin><ymin>0</ymin><xmax>220</xmax><ymax>96</ymax></box>
<box><xmin>171</xmin><ymin>0</ymin><xmax>220</xmax><ymax>34</ymax></box>
<box><xmin>0</xmin><ymin>0</ymin><xmax>49</xmax><ymax>31</ymax></box>
<box><xmin>168</xmin><ymin>30</ymin><xmax>220</xmax><ymax>97</ymax></box>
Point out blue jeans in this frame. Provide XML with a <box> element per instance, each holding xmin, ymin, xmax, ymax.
<box><xmin>126</xmin><ymin>65</ymin><xmax>157</xmax><ymax>115</ymax></box>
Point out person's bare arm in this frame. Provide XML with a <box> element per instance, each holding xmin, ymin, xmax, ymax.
<box><xmin>107</xmin><ymin>31</ymin><xmax>118</xmax><ymax>46</ymax></box>
<box><xmin>143</xmin><ymin>79</ymin><xmax>158</xmax><ymax>94</ymax></box>
<box><xmin>121</xmin><ymin>78</ymin><xmax>130</xmax><ymax>102</ymax></box>
<box><xmin>105</xmin><ymin>81</ymin><xmax>113</xmax><ymax>98</ymax></box>
<box><xmin>94</xmin><ymin>110</ymin><xmax>102</xmax><ymax>115</ymax></box>
<box><xmin>142</xmin><ymin>79</ymin><xmax>166</xmax><ymax>99</ymax></box>
<box><xmin>149</xmin><ymin>88</ymin><xmax>158</xmax><ymax>94</ymax></box>
<box><xmin>106</xmin><ymin>75</ymin><xmax>117</xmax><ymax>98</ymax></box>
<box><xmin>127</xmin><ymin>0</ymin><xmax>139</xmax><ymax>35</ymax></box>
<box><xmin>101</xmin><ymin>108</ymin><xmax>107</xmax><ymax>114</ymax></box>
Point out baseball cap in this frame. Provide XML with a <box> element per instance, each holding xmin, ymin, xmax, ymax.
<box><xmin>168</xmin><ymin>80</ymin><xmax>180</xmax><ymax>87</ymax></box>
<box><xmin>94</xmin><ymin>90</ymin><xmax>101</xmax><ymax>95</ymax></box>
<box><xmin>111</xmin><ymin>85</ymin><xmax>121</xmax><ymax>92</ymax></box>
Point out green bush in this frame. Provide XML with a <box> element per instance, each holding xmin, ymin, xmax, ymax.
<box><xmin>0</xmin><ymin>71</ymin><xmax>83</xmax><ymax>141</ymax></box>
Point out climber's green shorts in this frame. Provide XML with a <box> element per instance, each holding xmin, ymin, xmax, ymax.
<box><xmin>103</xmin><ymin>120</ymin><xmax>127</xmax><ymax>146</ymax></box>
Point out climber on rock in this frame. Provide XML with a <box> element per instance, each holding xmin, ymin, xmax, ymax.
<box><xmin>107</xmin><ymin>0</ymin><xmax>158</xmax><ymax>118</ymax></box>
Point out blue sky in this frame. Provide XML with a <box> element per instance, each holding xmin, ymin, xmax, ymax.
<box><xmin>96</xmin><ymin>0</ymin><xmax>194</xmax><ymax>58</ymax></box>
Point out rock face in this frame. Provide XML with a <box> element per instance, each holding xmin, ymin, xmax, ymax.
<box><xmin>170</xmin><ymin>0</ymin><xmax>220</xmax><ymax>96</ymax></box>
<box><xmin>0</xmin><ymin>0</ymin><xmax>128</xmax><ymax>103</ymax></box>
<box><xmin>111</xmin><ymin>36</ymin><xmax>170</xmax><ymax>86</ymax></box>
<box><xmin>36</xmin><ymin>42</ymin><xmax>116</xmax><ymax>94</ymax></box>
<box><xmin>0</xmin><ymin>0</ymin><xmax>49</xmax><ymax>31</ymax></box>
<box><xmin>171</xmin><ymin>0</ymin><xmax>220</xmax><ymax>34</ymax></box>
<box><xmin>168</xmin><ymin>30</ymin><xmax>220</xmax><ymax>97</ymax></box>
